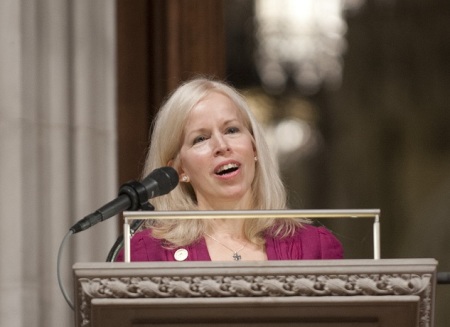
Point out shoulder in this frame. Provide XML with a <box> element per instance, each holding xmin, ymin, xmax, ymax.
<box><xmin>294</xmin><ymin>224</ymin><xmax>344</xmax><ymax>259</ymax></box>
<box><xmin>266</xmin><ymin>224</ymin><xmax>343</xmax><ymax>260</ymax></box>
<box><xmin>115</xmin><ymin>229</ymin><xmax>211</xmax><ymax>262</ymax></box>
<box><xmin>115</xmin><ymin>229</ymin><xmax>167</xmax><ymax>261</ymax></box>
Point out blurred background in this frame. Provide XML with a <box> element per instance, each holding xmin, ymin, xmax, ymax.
<box><xmin>1</xmin><ymin>0</ymin><xmax>449</xmax><ymax>326</ymax></box>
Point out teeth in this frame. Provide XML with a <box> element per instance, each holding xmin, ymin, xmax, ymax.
<box><xmin>216</xmin><ymin>163</ymin><xmax>238</xmax><ymax>173</ymax></box>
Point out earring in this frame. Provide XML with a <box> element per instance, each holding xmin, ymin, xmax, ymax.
<box><xmin>181</xmin><ymin>175</ymin><xmax>189</xmax><ymax>183</ymax></box>
<box><xmin>254</xmin><ymin>156</ymin><xmax>258</xmax><ymax>162</ymax></box>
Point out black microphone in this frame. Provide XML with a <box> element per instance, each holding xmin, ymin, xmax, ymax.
<box><xmin>438</xmin><ymin>272</ymin><xmax>450</xmax><ymax>284</ymax></box>
<box><xmin>70</xmin><ymin>166</ymin><xmax>179</xmax><ymax>234</ymax></box>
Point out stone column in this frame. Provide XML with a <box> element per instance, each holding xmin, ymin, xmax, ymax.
<box><xmin>0</xmin><ymin>0</ymin><xmax>116</xmax><ymax>326</ymax></box>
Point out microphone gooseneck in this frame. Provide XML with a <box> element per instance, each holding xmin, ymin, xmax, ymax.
<box><xmin>69</xmin><ymin>166</ymin><xmax>179</xmax><ymax>234</ymax></box>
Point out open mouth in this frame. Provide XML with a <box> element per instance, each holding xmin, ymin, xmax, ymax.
<box><xmin>215</xmin><ymin>163</ymin><xmax>239</xmax><ymax>176</ymax></box>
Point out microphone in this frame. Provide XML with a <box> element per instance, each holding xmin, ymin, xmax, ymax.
<box><xmin>438</xmin><ymin>272</ymin><xmax>450</xmax><ymax>284</ymax></box>
<box><xmin>70</xmin><ymin>166</ymin><xmax>179</xmax><ymax>234</ymax></box>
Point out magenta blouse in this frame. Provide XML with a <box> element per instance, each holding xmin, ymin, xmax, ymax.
<box><xmin>116</xmin><ymin>224</ymin><xmax>343</xmax><ymax>262</ymax></box>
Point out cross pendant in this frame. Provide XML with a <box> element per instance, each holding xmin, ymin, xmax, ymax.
<box><xmin>233</xmin><ymin>252</ymin><xmax>241</xmax><ymax>261</ymax></box>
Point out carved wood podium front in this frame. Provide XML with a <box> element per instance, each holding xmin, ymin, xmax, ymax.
<box><xmin>74</xmin><ymin>259</ymin><xmax>437</xmax><ymax>327</ymax></box>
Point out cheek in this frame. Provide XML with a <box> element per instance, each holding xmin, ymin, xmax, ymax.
<box><xmin>179</xmin><ymin>147</ymin><xmax>209</xmax><ymax>174</ymax></box>
<box><xmin>241</xmin><ymin>137</ymin><xmax>256</xmax><ymax>157</ymax></box>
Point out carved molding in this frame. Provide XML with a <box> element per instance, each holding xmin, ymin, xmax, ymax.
<box><xmin>76</xmin><ymin>271</ymin><xmax>434</xmax><ymax>327</ymax></box>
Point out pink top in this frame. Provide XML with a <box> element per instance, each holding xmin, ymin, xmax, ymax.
<box><xmin>116</xmin><ymin>224</ymin><xmax>343</xmax><ymax>261</ymax></box>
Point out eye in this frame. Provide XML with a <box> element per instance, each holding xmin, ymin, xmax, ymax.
<box><xmin>225</xmin><ymin>126</ymin><xmax>240</xmax><ymax>134</ymax></box>
<box><xmin>193</xmin><ymin>135</ymin><xmax>207</xmax><ymax>145</ymax></box>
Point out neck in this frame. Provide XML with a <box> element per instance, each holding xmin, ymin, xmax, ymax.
<box><xmin>197</xmin><ymin>191</ymin><xmax>254</xmax><ymax>212</ymax></box>
<box><xmin>207</xmin><ymin>218</ymin><xmax>246</xmax><ymax>239</ymax></box>
<box><xmin>197</xmin><ymin>195</ymin><xmax>253</xmax><ymax>240</ymax></box>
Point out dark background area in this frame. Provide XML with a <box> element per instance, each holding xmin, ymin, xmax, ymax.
<box><xmin>116</xmin><ymin>1</ymin><xmax>450</xmax><ymax>325</ymax></box>
<box><xmin>224</xmin><ymin>1</ymin><xmax>450</xmax><ymax>324</ymax></box>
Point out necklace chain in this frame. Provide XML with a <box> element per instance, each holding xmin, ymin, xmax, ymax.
<box><xmin>204</xmin><ymin>233</ymin><xmax>246</xmax><ymax>261</ymax></box>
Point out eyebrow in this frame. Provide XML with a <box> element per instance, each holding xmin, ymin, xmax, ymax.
<box><xmin>186</xmin><ymin>119</ymin><xmax>241</xmax><ymax>135</ymax></box>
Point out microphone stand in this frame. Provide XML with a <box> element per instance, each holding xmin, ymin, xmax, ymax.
<box><xmin>59</xmin><ymin>177</ymin><xmax>162</xmax><ymax>310</ymax></box>
<box><xmin>106</xmin><ymin>201</ymin><xmax>154</xmax><ymax>262</ymax></box>
<box><xmin>103</xmin><ymin>178</ymin><xmax>157</xmax><ymax>262</ymax></box>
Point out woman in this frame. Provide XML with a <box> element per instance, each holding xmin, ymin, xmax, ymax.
<box><xmin>117</xmin><ymin>77</ymin><xmax>343</xmax><ymax>262</ymax></box>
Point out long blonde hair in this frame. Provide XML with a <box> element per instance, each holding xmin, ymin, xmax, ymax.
<box><xmin>142</xmin><ymin>77</ymin><xmax>300</xmax><ymax>246</ymax></box>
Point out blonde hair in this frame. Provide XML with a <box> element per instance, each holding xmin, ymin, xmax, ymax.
<box><xmin>142</xmin><ymin>77</ymin><xmax>300</xmax><ymax>246</ymax></box>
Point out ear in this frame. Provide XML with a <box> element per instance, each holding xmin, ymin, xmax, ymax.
<box><xmin>178</xmin><ymin>166</ymin><xmax>189</xmax><ymax>184</ymax></box>
<box><xmin>251</xmin><ymin>136</ymin><xmax>257</xmax><ymax>152</ymax></box>
<box><xmin>180</xmin><ymin>174</ymin><xmax>190</xmax><ymax>183</ymax></box>
<box><xmin>168</xmin><ymin>158</ymin><xmax>187</xmax><ymax>182</ymax></box>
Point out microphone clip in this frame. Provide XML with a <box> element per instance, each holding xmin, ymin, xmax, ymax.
<box><xmin>118</xmin><ymin>180</ymin><xmax>155</xmax><ymax>212</ymax></box>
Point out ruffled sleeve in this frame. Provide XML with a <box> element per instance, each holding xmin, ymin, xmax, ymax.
<box><xmin>265</xmin><ymin>224</ymin><xmax>343</xmax><ymax>260</ymax></box>
<box><xmin>316</xmin><ymin>226</ymin><xmax>344</xmax><ymax>259</ymax></box>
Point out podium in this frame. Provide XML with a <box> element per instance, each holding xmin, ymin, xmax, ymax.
<box><xmin>73</xmin><ymin>258</ymin><xmax>437</xmax><ymax>327</ymax></box>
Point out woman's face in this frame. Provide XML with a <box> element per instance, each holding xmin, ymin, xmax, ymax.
<box><xmin>178</xmin><ymin>92</ymin><xmax>256</xmax><ymax>210</ymax></box>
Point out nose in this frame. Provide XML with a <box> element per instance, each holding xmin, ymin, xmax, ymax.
<box><xmin>212</xmin><ymin>133</ymin><xmax>230</xmax><ymax>156</ymax></box>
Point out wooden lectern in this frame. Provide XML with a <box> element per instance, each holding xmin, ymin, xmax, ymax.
<box><xmin>73</xmin><ymin>259</ymin><xmax>437</xmax><ymax>327</ymax></box>
<box><xmin>73</xmin><ymin>210</ymin><xmax>437</xmax><ymax>326</ymax></box>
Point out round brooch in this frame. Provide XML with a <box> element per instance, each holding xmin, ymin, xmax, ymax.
<box><xmin>174</xmin><ymin>248</ymin><xmax>188</xmax><ymax>261</ymax></box>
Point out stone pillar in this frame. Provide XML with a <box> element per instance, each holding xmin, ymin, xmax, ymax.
<box><xmin>0</xmin><ymin>0</ymin><xmax>116</xmax><ymax>325</ymax></box>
